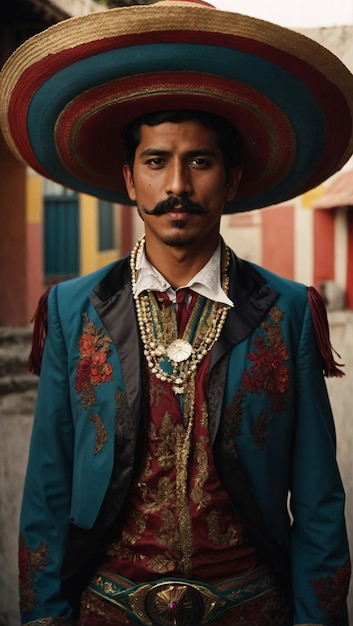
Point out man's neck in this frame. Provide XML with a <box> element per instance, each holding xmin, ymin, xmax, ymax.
<box><xmin>144</xmin><ymin>239</ymin><xmax>219</xmax><ymax>289</ymax></box>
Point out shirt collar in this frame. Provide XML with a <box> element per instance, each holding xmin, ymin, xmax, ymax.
<box><xmin>133</xmin><ymin>239</ymin><xmax>234</xmax><ymax>307</ymax></box>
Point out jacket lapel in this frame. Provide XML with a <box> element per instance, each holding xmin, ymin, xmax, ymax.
<box><xmin>211</xmin><ymin>250</ymin><xmax>279</xmax><ymax>366</ymax></box>
<box><xmin>90</xmin><ymin>255</ymin><xmax>143</xmax><ymax>429</ymax></box>
<box><xmin>89</xmin><ymin>256</ymin><xmax>143</xmax><ymax>531</ymax></box>
<box><xmin>208</xmin><ymin>251</ymin><xmax>279</xmax><ymax>443</ymax></box>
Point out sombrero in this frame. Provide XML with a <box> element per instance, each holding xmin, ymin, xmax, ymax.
<box><xmin>1</xmin><ymin>0</ymin><xmax>353</xmax><ymax>213</ymax></box>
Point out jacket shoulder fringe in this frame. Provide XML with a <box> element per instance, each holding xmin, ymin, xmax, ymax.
<box><xmin>307</xmin><ymin>286</ymin><xmax>344</xmax><ymax>378</ymax></box>
<box><xmin>27</xmin><ymin>283</ymin><xmax>56</xmax><ymax>376</ymax></box>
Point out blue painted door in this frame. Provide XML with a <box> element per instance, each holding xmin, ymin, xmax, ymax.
<box><xmin>44</xmin><ymin>183</ymin><xmax>79</xmax><ymax>280</ymax></box>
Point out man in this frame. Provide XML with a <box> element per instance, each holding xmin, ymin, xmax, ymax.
<box><xmin>1</xmin><ymin>1</ymin><xmax>353</xmax><ymax>625</ymax></box>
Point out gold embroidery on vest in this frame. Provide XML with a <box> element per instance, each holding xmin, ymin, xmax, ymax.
<box><xmin>140</xmin><ymin>476</ymin><xmax>175</xmax><ymax>514</ymax></box>
<box><xmin>191</xmin><ymin>436</ymin><xmax>211</xmax><ymax>510</ymax></box>
<box><xmin>175</xmin><ymin>374</ymin><xmax>196</xmax><ymax>577</ymax></box>
<box><xmin>106</xmin><ymin>509</ymin><xmax>146</xmax><ymax>563</ymax></box>
<box><xmin>155</xmin><ymin>411</ymin><xmax>184</xmax><ymax>470</ymax></box>
<box><xmin>139</xmin><ymin>450</ymin><xmax>153</xmax><ymax>478</ymax></box>
<box><xmin>150</xmin><ymin>381</ymin><xmax>169</xmax><ymax>407</ymax></box>
<box><xmin>206</xmin><ymin>510</ymin><xmax>244</xmax><ymax>547</ymax></box>
<box><xmin>148</xmin><ymin>552</ymin><xmax>177</xmax><ymax>575</ymax></box>
<box><xmin>155</xmin><ymin>509</ymin><xmax>179</xmax><ymax>549</ymax></box>
<box><xmin>200</xmin><ymin>400</ymin><xmax>208</xmax><ymax>429</ymax></box>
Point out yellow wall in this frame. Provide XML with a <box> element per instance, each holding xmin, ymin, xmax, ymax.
<box><xmin>26</xmin><ymin>172</ymin><xmax>43</xmax><ymax>223</ymax></box>
<box><xmin>80</xmin><ymin>193</ymin><xmax>118</xmax><ymax>275</ymax></box>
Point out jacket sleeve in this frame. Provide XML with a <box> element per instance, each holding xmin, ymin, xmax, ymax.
<box><xmin>289</xmin><ymin>297</ymin><xmax>350</xmax><ymax>626</ymax></box>
<box><xmin>19</xmin><ymin>285</ymin><xmax>77</xmax><ymax>624</ymax></box>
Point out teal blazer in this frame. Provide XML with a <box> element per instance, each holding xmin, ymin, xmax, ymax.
<box><xmin>19</xmin><ymin>251</ymin><xmax>350</xmax><ymax>625</ymax></box>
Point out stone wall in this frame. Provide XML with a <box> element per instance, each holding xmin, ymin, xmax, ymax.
<box><xmin>0</xmin><ymin>327</ymin><xmax>37</xmax><ymax>626</ymax></box>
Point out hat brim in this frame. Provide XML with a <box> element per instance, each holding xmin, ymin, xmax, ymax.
<box><xmin>1</xmin><ymin>1</ymin><xmax>353</xmax><ymax>213</ymax></box>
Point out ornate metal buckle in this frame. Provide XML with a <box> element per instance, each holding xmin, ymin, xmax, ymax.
<box><xmin>145</xmin><ymin>582</ymin><xmax>203</xmax><ymax>625</ymax></box>
<box><xmin>128</xmin><ymin>580</ymin><xmax>226</xmax><ymax>625</ymax></box>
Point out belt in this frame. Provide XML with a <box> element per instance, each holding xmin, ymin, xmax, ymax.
<box><xmin>87</xmin><ymin>564</ymin><xmax>278</xmax><ymax>625</ymax></box>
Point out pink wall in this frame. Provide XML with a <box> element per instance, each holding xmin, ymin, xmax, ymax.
<box><xmin>313</xmin><ymin>209</ymin><xmax>335</xmax><ymax>288</ymax></box>
<box><xmin>26</xmin><ymin>222</ymin><xmax>44</xmax><ymax>321</ymax></box>
<box><xmin>262</xmin><ymin>204</ymin><xmax>295</xmax><ymax>280</ymax></box>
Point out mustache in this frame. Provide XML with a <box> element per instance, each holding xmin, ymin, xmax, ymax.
<box><xmin>142</xmin><ymin>196</ymin><xmax>209</xmax><ymax>216</ymax></box>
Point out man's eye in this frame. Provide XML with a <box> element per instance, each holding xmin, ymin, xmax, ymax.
<box><xmin>146</xmin><ymin>158</ymin><xmax>165</xmax><ymax>168</ymax></box>
<box><xmin>190</xmin><ymin>158</ymin><xmax>210</xmax><ymax>168</ymax></box>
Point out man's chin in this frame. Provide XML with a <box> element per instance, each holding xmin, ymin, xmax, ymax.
<box><xmin>161</xmin><ymin>228</ymin><xmax>197</xmax><ymax>248</ymax></box>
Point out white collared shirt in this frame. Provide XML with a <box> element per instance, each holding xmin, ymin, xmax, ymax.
<box><xmin>133</xmin><ymin>240</ymin><xmax>234</xmax><ymax>307</ymax></box>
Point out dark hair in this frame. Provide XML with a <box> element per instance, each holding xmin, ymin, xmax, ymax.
<box><xmin>121</xmin><ymin>110</ymin><xmax>243</xmax><ymax>180</ymax></box>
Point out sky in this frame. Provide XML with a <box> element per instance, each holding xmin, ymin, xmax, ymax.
<box><xmin>211</xmin><ymin>0</ymin><xmax>353</xmax><ymax>28</ymax></box>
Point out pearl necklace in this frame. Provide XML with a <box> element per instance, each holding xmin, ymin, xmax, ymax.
<box><xmin>131</xmin><ymin>236</ymin><xmax>231</xmax><ymax>394</ymax></box>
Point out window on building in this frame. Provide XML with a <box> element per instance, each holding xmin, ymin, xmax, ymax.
<box><xmin>98</xmin><ymin>200</ymin><xmax>114</xmax><ymax>251</ymax></box>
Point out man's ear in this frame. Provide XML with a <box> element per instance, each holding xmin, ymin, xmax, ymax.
<box><xmin>225</xmin><ymin>166</ymin><xmax>242</xmax><ymax>202</ymax></box>
<box><xmin>122</xmin><ymin>164</ymin><xmax>136</xmax><ymax>202</ymax></box>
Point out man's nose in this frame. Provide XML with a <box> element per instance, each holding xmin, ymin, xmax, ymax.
<box><xmin>166</xmin><ymin>162</ymin><xmax>192</xmax><ymax>197</ymax></box>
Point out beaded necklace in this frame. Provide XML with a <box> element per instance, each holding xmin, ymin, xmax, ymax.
<box><xmin>131</xmin><ymin>236</ymin><xmax>231</xmax><ymax>394</ymax></box>
<box><xmin>131</xmin><ymin>236</ymin><xmax>232</xmax><ymax>575</ymax></box>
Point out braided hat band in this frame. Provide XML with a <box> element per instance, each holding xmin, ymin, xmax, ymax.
<box><xmin>1</xmin><ymin>0</ymin><xmax>353</xmax><ymax>212</ymax></box>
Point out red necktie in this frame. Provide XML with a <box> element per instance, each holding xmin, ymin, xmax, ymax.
<box><xmin>176</xmin><ymin>288</ymin><xmax>196</xmax><ymax>336</ymax></box>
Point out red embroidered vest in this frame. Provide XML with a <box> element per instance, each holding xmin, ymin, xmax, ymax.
<box><xmin>100</xmin><ymin>293</ymin><xmax>258</xmax><ymax>583</ymax></box>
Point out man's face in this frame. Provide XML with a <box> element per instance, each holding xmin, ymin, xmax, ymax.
<box><xmin>123</xmin><ymin>120</ymin><xmax>241</xmax><ymax>251</ymax></box>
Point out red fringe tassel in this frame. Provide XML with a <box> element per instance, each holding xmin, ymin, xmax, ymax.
<box><xmin>307</xmin><ymin>286</ymin><xmax>344</xmax><ymax>378</ymax></box>
<box><xmin>27</xmin><ymin>283</ymin><xmax>55</xmax><ymax>376</ymax></box>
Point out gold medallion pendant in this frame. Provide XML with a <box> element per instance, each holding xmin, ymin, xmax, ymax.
<box><xmin>167</xmin><ymin>339</ymin><xmax>193</xmax><ymax>363</ymax></box>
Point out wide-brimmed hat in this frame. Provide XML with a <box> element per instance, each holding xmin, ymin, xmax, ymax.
<box><xmin>1</xmin><ymin>0</ymin><xmax>353</xmax><ymax>213</ymax></box>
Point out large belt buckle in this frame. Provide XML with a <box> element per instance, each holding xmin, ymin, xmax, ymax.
<box><xmin>128</xmin><ymin>580</ymin><xmax>226</xmax><ymax>626</ymax></box>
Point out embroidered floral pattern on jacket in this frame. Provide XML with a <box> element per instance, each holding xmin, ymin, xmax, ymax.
<box><xmin>75</xmin><ymin>313</ymin><xmax>113</xmax><ymax>409</ymax></box>
<box><xmin>241</xmin><ymin>305</ymin><xmax>290</xmax><ymax>402</ymax></box>
<box><xmin>220</xmin><ymin>305</ymin><xmax>290</xmax><ymax>451</ymax></box>
<box><xmin>89</xmin><ymin>413</ymin><xmax>108</xmax><ymax>454</ymax></box>
<box><xmin>19</xmin><ymin>535</ymin><xmax>49</xmax><ymax>613</ymax></box>
<box><xmin>242</xmin><ymin>305</ymin><xmax>290</xmax><ymax>449</ymax></box>
<box><xmin>251</xmin><ymin>410</ymin><xmax>271</xmax><ymax>450</ymax></box>
<box><xmin>310</xmin><ymin>559</ymin><xmax>351</xmax><ymax>625</ymax></box>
